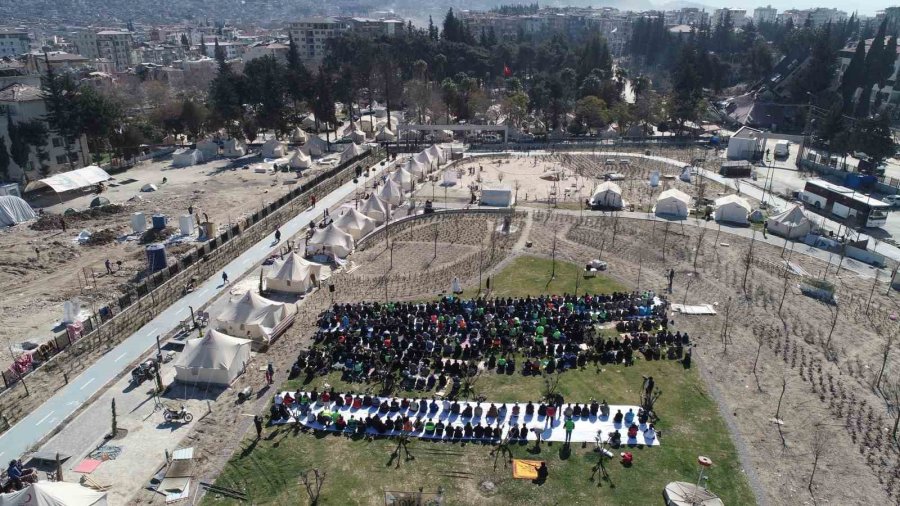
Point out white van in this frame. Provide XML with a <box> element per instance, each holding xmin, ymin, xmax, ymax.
<box><xmin>774</xmin><ymin>140</ymin><xmax>790</xmax><ymax>158</ymax></box>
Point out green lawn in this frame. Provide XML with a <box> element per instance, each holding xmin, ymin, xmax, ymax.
<box><xmin>464</xmin><ymin>255</ymin><xmax>628</xmax><ymax>299</ymax></box>
<box><xmin>203</xmin><ymin>256</ymin><xmax>755</xmax><ymax>506</ymax></box>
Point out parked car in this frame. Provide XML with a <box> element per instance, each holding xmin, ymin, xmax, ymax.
<box><xmin>883</xmin><ymin>195</ymin><xmax>900</xmax><ymax>207</ymax></box>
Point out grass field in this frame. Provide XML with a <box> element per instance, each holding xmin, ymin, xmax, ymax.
<box><xmin>202</xmin><ymin>258</ymin><xmax>755</xmax><ymax>506</ymax></box>
<box><xmin>463</xmin><ymin>255</ymin><xmax>628</xmax><ymax>299</ymax></box>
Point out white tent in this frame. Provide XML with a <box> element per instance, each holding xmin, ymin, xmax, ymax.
<box><xmin>291</xmin><ymin>127</ymin><xmax>308</xmax><ymax>144</ymax></box>
<box><xmin>222</xmin><ymin>138</ymin><xmax>245</xmax><ymax>158</ymax></box>
<box><xmin>481</xmin><ymin>186</ymin><xmax>515</xmax><ymax>207</ymax></box>
<box><xmin>427</xmin><ymin>144</ymin><xmax>446</xmax><ymax>163</ymax></box>
<box><xmin>590</xmin><ymin>182</ymin><xmax>623</xmax><ymax>209</ymax></box>
<box><xmin>340</xmin><ymin>143</ymin><xmax>367</xmax><ymax>164</ymax></box>
<box><xmin>196</xmin><ymin>139</ymin><xmax>219</xmax><ymax>160</ymax></box>
<box><xmin>345</xmin><ymin>127</ymin><xmax>367</xmax><ymax>144</ymax></box>
<box><xmin>0</xmin><ymin>481</ymin><xmax>108</xmax><ymax>506</ymax></box>
<box><xmin>261</xmin><ymin>139</ymin><xmax>287</xmax><ymax>159</ymax></box>
<box><xmin>414</xmin><ymin>150</ymin><xmax>435</xmax><ymax>168</ymax></box>
<box><xmin>266</xmin><ymin>252</ymin><xmax>328</xmax><ymax>293</ymax></box>
<box><xmin>172</xmin><ymin>148</ymin><xmax>201</xmax><ymax>167</ymax></box>
<box><xmin>301</xmin><ymin>114</ymin><xmax>330</xmax><ymax>131</ymax></box>
<box><xmin>24</xmin><ymin>165</ymin><xmax>111</xmax><ymax>193</ymax></box>
<box><xmin>216</xmin><ymin>291</ymin><xmax>296</xmax><ymax>343</ymax></box>
<box><xmin>306</xmin><ymin>223</ymin><xmax>355</xmax><ymax>259</ymax></box>
<box><xmin>361</xmin><ymin>194</ymin><xmax>390</xmax><ymax>223</ymax></box>
<box><xmin>334</xmin><ymin>207</ymin><xmax>377</xmax><ymax>240</ymax></box>
<box><xmin>0</xmin><ymin>196</ymin><xmax>36</xmax><ymax>227</ymax></box>
<box><xmin>174</xmin><ymin>330</ymin><xmax>251</xmax><ymax>386</ymax></box>
<box><xmin>714</xmin><ymin>195</ymin><xmax>751</xmax><ymax>224</ymax></box>
<box><xmin>655</xmin><ymin>188</ymin><xmax>690</xmax><ymax>218</ymax></box>
<box><xmin>768</xmin><ymin>205</ymin><xmax>813</xmax><ymax>239</ymax></box>
<box><xmin>377</xmin><ymin>178</ymin><xmax>405</xmax><ymax>206</ymax></box>
<box><xmin>140</xmin><ymin>183</ymin><xmax>158</xmax><ymax>192</ymax></box>
<box><xmin>375</xmin><ymin>125</ymin><xmax>396</xmax><ymax>142</ymax></box>
<box><xmin>406</xmin><ymin>159</ymin><xmax>428</xmax><ymax>178</ymax></box>
<box><xmin>389</xmin><ymin>167</ymin><xmax>415</xmax><ymax>191</ymax></box>
<box><xmin>289</xmin><ymin>150</ymin><xmax>312</xmax><ymax>169</ymax></box>
<box><xmin>303</xmin><ymin>136</ymin><xmax>327</xmax><ymax>157</ymax></box>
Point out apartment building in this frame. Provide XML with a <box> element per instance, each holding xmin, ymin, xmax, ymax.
<box><xmin>712</xmin><ymin>8</ymin><xmax>747</xmax><ymax>27</ymax></box>
<box><xmin>97</xmin><ymin>31</ymin><xmax>135</xmax><ymax>71</ymax></box>
<box><xmin>287</xmin><ymin>18</ymin><xmax>350</xmax><ymax>65</ymax></box>
<box><xmin>753</xmin><ymin>5</ymin><xmax>778</xmax><ymax>24</ymax></box>
<box><xmin>0</xmin><ymin>30</ymin><xmax>30</xmax><ymax>58</ymax></box>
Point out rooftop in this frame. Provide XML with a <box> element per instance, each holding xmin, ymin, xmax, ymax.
<box><xmin>0</xmin><ymin>83</ymin><xmax>42</xmax><ymax>102</ymax></box>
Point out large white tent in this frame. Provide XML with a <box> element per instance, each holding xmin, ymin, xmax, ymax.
<box><xmin>768</xmin><ymin>205</ymin><xmax>813</xmax><ymax>238</ymax></box>
<box><xmin>196</xmin><ymin>139</ymin><xmax>219</xmax><ymax>160</ymax></box>
<box><xmin>427</xmin><ymin>144</ymin><xmax>446</xmax><ymax>163</ymax></box>
<box><xmin>291</xmin><ymin>127</ymin><xmax>308</xmax><ymax>144</ymax></box>
<box><xmin>655</xmin><ymin>188</ymin><xmax>690</xmax><ymax>218</ymax></box>
<box><xmin>714</xmin><ymin>195</ymin><xmax>751</xmax><ymax>224</ymax></box>
<box><xmin>377</xmin><ymin>178</ymin><xmax>405</xmax><ymax>206</ymax></box>
<box><xmin>414</xmin><ymin>150</ymin><xmax>435</xmax><ymax>168</ymax></box>
<box><xmin>340</xmin><ymin>143</ymin><xmax>367</xmax><ymax>164</ymax></box>
<box><xmin>389</xmin><ymin>167</ymin><xmax>415</xmax><ymax>191</ymax></box>
<box><xmin>222</xmin><ymin>138</ymin><xmax>246</xmax><ymax>158</ymax></box>
<box><xmin>590</xmin><ymin>182</ymin><xmax>624</xmax><ymax>209</ymax></box>
<box><xmin>0</xmin><ymin>196</ymin><xmax>36</xmax><ymax>227</ymax></box>
<box><xmin>307</xmin><ymin>223</ymin><xmax>355</xmax><ymax>259</ymax></box>
<box><xmin>375</xmin><ymin>125</ymin><xmax>396</xmax><ymax>142</ymax></box>
<box><xmin>174</xmin><ymin>330</ymin><xmax>251</xmax><ymax>386</ymax></box>
<box><xmin>172</xmin><ymin>148</ymin><xmax>202</xmax><ymax>167</ymax></box>
<box><xmin>303</xmin><ymin>136</ymin><xmax>327</xmax><ymax>157</ymax></box>
<box><xmin>481</xmin><ymin>186</ymin><xmax>515</xmax><ymax>207</ymax></box>
<box><xmin>25</xmin><ymin>165</ymin><xmax>111</xmax><ymax>193</ymax></box>
<box><xmin>333</xmin><ymin>207</ymin><xmax>376</xmax><ymax>240</ymax></box>
<box><xmin>261</xmin><ymin>139</ymin><xmax>287</xmax><ymax>159</ymax></box>
<box><xmin>406</xmin><ymin>159</ymin><xmax>428</xmax><ymax>178</ymax></box>
<box><xmin>0</xmin><ymin>481</ymin><xmax>108</xmax><ymax>506</ymax></box>
<box><xmin>289</xmin><ymin>150</ymin><xmax>312</xmax><ymax>170</ymax></box>
<box><xmin>216</xmin><ymin>291</ymin><xmax>296</xmax><ymax>343</ymax></box>
<box><xmin>345</xmin><ymin>128</ymin><xmax>367</xmax><ymax>144</ymax></box>
<box><xmin>266</xmin><ymin>252</ymin><xmax>328</xmax><ymax>293</ymax></box>
<box><xmin>361</xmin><ymin>194</ymin><xmax>390</xmax><ymax>223</ymax></box>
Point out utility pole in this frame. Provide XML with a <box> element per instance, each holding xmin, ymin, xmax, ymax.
<box><xmin>551</xmin><ymin>231</ymin><xmax>558</xmax><ymax>279</ymax></box>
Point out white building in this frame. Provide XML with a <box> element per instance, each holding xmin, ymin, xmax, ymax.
<box><xmin>712</xmin><ymin>8</ymin><xmax>747</xmax><ymax>27</ymax></box>
<box><xmin>753</xmin><ymin>5</ymin><xmax>778</xmax><ymax>24</ymax></box>
<box><xmin>0</xmin><ymin>30</ymin><xmax>30</xmax><ymax>58</ymax></box>
<box><xmin>97</xmin><ymin>31</ymin><xmax>135</xmax><ymax>70</ymax></box>
<box><xmin>244</xmin><ymin>42</ymin><xmax>289</xmax><ymax>63</ymax></box>
<box><xmin>0</xmin><ymin>83</ymin><xmax>91</xmax><ymax>182</ymax></box>
<box><xmin>287</xmin><ymin>18</ymin><xmax>351</xmax><ymax>65</ymax></box>
<box><xmin>199</xmin><ymin>40</ymin><xmax>244</xmax><ymax>60</ymax></box>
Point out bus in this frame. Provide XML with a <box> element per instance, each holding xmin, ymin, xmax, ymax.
<box><xmin>800</xmin><ymin>179</ymin><xmax>891</xmax><ymax>228</ymax></box>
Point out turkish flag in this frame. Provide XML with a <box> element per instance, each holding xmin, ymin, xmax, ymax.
<box><xmin>503</xmin><ymin>65</ymin><xmax>512</xmax><ymax>77</ymax></box>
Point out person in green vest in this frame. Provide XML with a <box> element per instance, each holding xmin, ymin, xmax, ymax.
<box><xmin>564</xmin><ymin>417</ymin><xmax>575</xmax><ymax>445</ymax></box>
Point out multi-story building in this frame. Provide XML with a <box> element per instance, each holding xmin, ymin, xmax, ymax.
<box><xmin>712</xmin><ymin>8</ymin><xmax>747</xmax><ymax>27</ymax></box>
<box><xmin>199</xmin><ymin>40</ymin><xmax>244</xmax><ymax>60</ymax></box>
<box><xmin>96</xmin><ymin>31</ymin><xmax>135</xmax><ymax>71</ymax></box>
<box><xmin>287</xmin><ymin>17</ymin><xmax>350</xmax><ymax>65</ymax></box>
<box><xmin>665</xmin><ymin>8</ymin><xmax>708</xmax><ymax>27</ymax></box>
<box><xmin>837</xmin><ymin>37</ymin><xmax>900</xmax><ymax>117</ymax></box>
<box><xmin>0</xmin><ymin>30</ymin><xmax>30</xmax><ymax>58</ymax></box>
<box><xmin>0</xmin><ymin>82</ymin><xmax>91</xmax><ymax>182</ymax></box>
<box><xmin>779</xmin><ymin>8</ymin><xmax>847</xmax><ymax>26</ymax></box>
<box><xmin>753</xmin><ymin>5</ymin><xmax>778</xmax><ymax>24</ymax></box>
<box><xmin>70</xmin><ymin>31</ymin><xmax>99</xmax><ymax>59</ymax></box>
<box><xmin>244</xmin><ymin>41</ymin><xmax>289</xmax><ymax>63</ymax></box>
<box><xmin>24</xmin><ymin>51</ymin><xmax>89</xmax><ymax>74</ymax></box>
<box><xmin>347</xmin><ymin>18</ymin><xmax>403</xmax><ymax>38</ymax></box>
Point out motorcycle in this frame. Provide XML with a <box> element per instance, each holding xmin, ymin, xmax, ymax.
<box><xmin>163</xmin><ymin>404</ymin><xmax>193</xmax><ymax>423</ymax></box>
<box><xmin>131</xmin><ymin>359</ymin><xmax>158</xmax><ymax>385</ymax></box>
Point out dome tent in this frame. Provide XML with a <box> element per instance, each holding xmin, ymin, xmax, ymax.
<box><xmin>289</xmin><ymin>150</ymin><xmax>312</xmax><ymax>169</ymax></box>
<box><xmin>714</xmin><ymin>194</ymin><xmax>752</xmax><ymax>224</ymax></box>
<box><xmin>655</xmin><ymin>188</ymin><xmax>690</xmax><ymax>218</ymax></box>
<box><xmin>174</xmin><ymin>329</ymin><xmax>251</xmax><ymax>386</ymax></box>
<box><xmin>340</xmin><ymin>143</ymin><xmax>368</xmax><ymax>164</ymax></box>
<box><xmin>266</xmin><ymin>252</ymin><xmax>328</xmax><ymax>293</ymax></box>
<box><xmin>306</xmin><ymin>223</ymin><xmax>355</xmax><ymax>259</ymax></box>
<box><xmin>303</xmin><ymin>136</ymin><xmax>327</xmax><ymax>157</ymax></box>
<box><xmin>90</xmin><ymin>196</ymin><xmax>110</xmax><ymax>208</ymax></box>
<box><xmin>0</xmin><ymin>195</ymin><xmax>36</xmax><ymax>227</ymax></box>
<box><xmin>589</xmin><ymin>181</ymin><xmax>623</xmax><ymax>209</ymax></box>
<box><xmin>261</xmin><ymin>139</ymin><xmax>287</xmax><ymax>158</ymax></box>
<box><xmin>768</xmin><ymin>205</ymin><xmax>813</xmax><ymax>239</ymax></box>
<box><xmin>140</xmin><ymin>183</ymin><xmax>158</xmax><ymax>192</ymax></box>
<box><xmin>389</xmin><ymin>167</ymin><xmax>415</xmax><ymax>191</ymax></box>
<box><xmin>216</xmin><ymin>291</ymin><xmax>296</xmax><ymax>343</ymax></box>
<box><xmin>377</xmin><ymin>178</ymin><xmax>405</xmax><ymax>206</ymax></box>
<box><xmin>333</xmin><ymin>207</ymin><xmax>377</xmax><ymax>240</ymax></box>
<box><xmin>361</xmin><ymin>194</ymin><xmax>390</xmax><ymax>223</ymax></box>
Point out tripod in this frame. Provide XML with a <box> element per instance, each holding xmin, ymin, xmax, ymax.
<box><xmin>490</xmin><ymin>429</ymin><xmax>513</xmax><ymax>471</ymax></box>
<box><xmin>390</xmin><ymin>433</ymin><xmax>415</xmax><ymax>468</ymax></box>
<box><xmin>591</xmin><ymin>433</ymin><xmax>614</xmax><ymax>488</ymax></box>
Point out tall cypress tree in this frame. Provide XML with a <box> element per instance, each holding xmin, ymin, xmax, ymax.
<box><xmin>0</xmin><ymin>136</ymin><xmax>10</xmax><ymax>182</ymax></box>
<box><xmin>840</xmin><ymin>39</ymin><xmax>867</xmax><ymax>112</ymax></box>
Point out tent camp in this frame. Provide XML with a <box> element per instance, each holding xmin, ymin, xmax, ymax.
<box><xmin>427</xmin><ymin>144</ymin><xmax>446</xmax><ymax>163</ymax></box>
<box><xmin>405</xmin><ymin>159</ymin><xmax>429</xmax><ymax>178</ymax></box>
<box><xmin>24</xmin><ymin>165</ymin><xmax>111</xmax><ymax>193</ymax></box>
<box><xmin>714</xmin><ymin>195</ymin><xmax>751</xmax><ymax>224</ymax></box>
<box><xmin>216</xmin><ymin>291</ymin><xmax>296</xmax><ymax>343</ymax></box>
<box><xmin>0</xmin><ymin>196</ymin><xmax>36</xmax><ymax>227</ymax></box>
<box><xmin>289</xmin><ymin>150</ymin><xmax>312</xmax><ymax>170</ymax></box>
<box><xmin>768</xmin><ymin>205</ymin><xmax>813</xmax><ymax>238</ymax></box>
<box><xmin>340</xmin><ymin>143</ymin><xmax>367</xmax><ymax>164</ymax></box>
<box><xmin>655</xmin><ymin>188</ymin><xmax>690</xmax><ymax>218</ymax></box>
<box><xmin>377</xmin><ymin>178</ymin><xmax>404</xmax><ymax>206</ymax></box>
<box><xmin>333</xmin><ymin>208</ymin><xmax>376</xmax><ymax>240</ymax></box>
<box><xmin>173</xmin><ymin>330</ymin><xmax>251</xmax><ymax>386</ymax></box>
<box><xmin>172</xmin><ymin>148</ymin><xmax>201</xmax><ymax>167</ymax></box>
<box><xmin>590</xmin><ymin>182</ymin><xmax>624</xmax><ymax>209</ymax></box>
<box><xmin>389</xmin><ymin>167</ymin><xmax>415</xmax><ymax>191</ymax></box>
<box><xmin>196</xmin><ymin>139</ymin><xmax>219</xmax><ymax>160</ymax></box>
<box><xmin>291</xmin><ymin>127</ymin><xmax>308</xmax><ymax>144</ymax></box>
<box><xmin>301</xmin><ymin>114</ymin><xmax>331</xmax><ymax>131</ymax></box>
<box><xmin>222</xmin><ymin>138</ymin><xmax>245</xmax><ymax>158</ymax></box>
<box><xmin>375</xmin><ymin>125</ymin><xmax>396</xmax><ymax>142</ymax></box>
<box><xmin>266</xmin><ymin>252</ymin><xmax>328</xmax><ymax>293</ymax></box>
<box><xmin>303</xmin><ymin>136</ymin><xmax>327</xmax><ymax>157</ymax></box>
<box><xmin>306</xmin><ymin>223</ymin><xmax>355</xmax><ymax>259</ymax></box>
<box><xmin>261</xmin><ymin>139</ymin><xmax>287</xmax><ymax>159</ymax></box>
<box><xmin>481</xmin><ymin>186</ymin><xmax>515</xmax><ymax>207</ymax></box>
<box><xmin>0</xmin><ymin>481</ymin><xmax>108</xmax><ymax>506</ymax></box>
<box><xmin>361</xmin><ymin>194</ymin><xmax>390</xmax><ymax>223</ymax></box>
<box><xmin>414</xmin><ymin>151</ymin><xmax>435</xmax><ymax>168</ymax></box>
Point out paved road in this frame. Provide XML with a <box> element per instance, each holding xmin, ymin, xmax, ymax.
<box><xmin>0</xmin><ymin>157</ymin><xmax>391</xmax><ymax>462</ymax></box>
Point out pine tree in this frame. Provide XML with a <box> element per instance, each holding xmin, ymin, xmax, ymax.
<box><xmin>0</xmin><ymin>136</ymin><xmax>10</xmax><ymax>182</ymax></box>
<box><xmin>180</xmin><ymin>33</ymin><xmax>190</xmax><ymax>48</ymax></box>
<box><xmin>213</xmin><ymin>38</ymin><xmax>227</xmax><ymax>71</ymax></box>
<box><xmin>286</xmin><ymin>33</ymin><xmax>312</xmax><ymax>104</ymax></box>
<box><xmin>41</xmin><ymin>58</ymin><xmax>81</xmax><ymax>168</ymax></box>
<box><xmin>200</xmin><ymin>35</ymin><xmax>207</xmax><ymax>57</ymax></box>
<box><xmin>840</xmin><ymin>39</ymin><xmax>867</xmax><ymax>112</ymax></box>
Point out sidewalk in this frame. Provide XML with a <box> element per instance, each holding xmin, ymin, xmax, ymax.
<box><xmin>0</xmin><ymin>156</ymin><xmax>393</xmax><ymax>462</ymax></box>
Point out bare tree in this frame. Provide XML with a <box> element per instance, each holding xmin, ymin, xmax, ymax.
<box><xmin>720</xmin><ymin>298</ymin><xmax>733</xmax><ymax>354</ymax></box>
<box><xmin>753</xmin><ymin>333</ymin><xmax>765</xmax><ymax>392</ymax></box>
<box><xmin>875</xmin><ymin>331</ymin><xmax>895</xmax><ymax>390</ymax></box>
<box><xmin>300</xmin><ymin>469</ymin><xmax>327</xmax><ymax>505</ymax></box>
<box><xmin>692</xmin><ymin>227</ymin><xmax>706</xmax><ymax>272</ymax></box>
<box><xmin>807</xmin><ymin>424</ymin><xmax>830</xmax><ymax>500</ymax></box>
<box><xmin>742</xmin><ymin>230</ymin><xmax>756</xmax><ymax>293</ymax></box>
<box><xmin>883</xmin><ymin>371</ymin><xmax>900</xmax><ymax>441</ymax></box>
<box><xmin>824</xmin><ymin>303</ymin><xmax>840</xmax><ymax>358</ymax></box>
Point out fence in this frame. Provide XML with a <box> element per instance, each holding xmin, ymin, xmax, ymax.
<box><xmin>0</xmin><ymin>147</ymin><xmax>387</xmax><ymax>390</ymax></box>
<box><xmin>468</xmin><ymin>136</ymin><xmax>713</xmax><ymax>152</ymax></box>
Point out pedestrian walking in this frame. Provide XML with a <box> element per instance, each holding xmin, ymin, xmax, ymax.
<box><xmin>105</xmin><ymin>258</ymin><xmax>112</xmax><ymax>274</ymax></box>
<box><xmin>222</xmin><ymin>272</ymin><xmax>229</xmax><ymax>284</ymax></box>
<box><xmin>667</xmin><ymin>268</ymin><xmax>674</xmax><ymax>293</ymax></box>
<box><xmin>265</xmin><ymin>362</ymin><xmax>274</xmax><ymax>385</ymax></box>
<box><xmin>188</xmin><ymin>204</ymin><xmax>194</xmax><ymax>216</ymax></box>
<box><xmin>254</xmin><ymin>415</ymin><xmax>263</xmax><ymax>439</ymax></box>
<box><xmin>274</xmin><ymin>228</ymin><xmax>281</xmax><ymax>243</ymax></box>
<box><xmin>763</xmin><ymin>220</ymin><xmax>768</xmax><ymax>239</ymax></box>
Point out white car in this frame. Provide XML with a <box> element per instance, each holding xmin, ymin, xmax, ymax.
<box><xmin>883</xmin><ymin>195</ymin><xmax>900</xmax><ymax>207</ymax></box>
